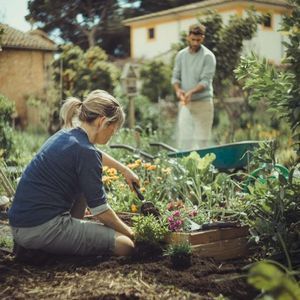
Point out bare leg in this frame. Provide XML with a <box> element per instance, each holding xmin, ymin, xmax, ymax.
<box><xmin>70</xmin><ymin>194</ymin><xmax>87</xmax><ymax>219</ymax></box>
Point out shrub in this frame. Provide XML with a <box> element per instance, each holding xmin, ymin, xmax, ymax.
<box><xmin>132</xmin><ymin>215</ymin><xmax>168</xmax><ymax>246</ymax></box>
<box><xmin>140</xmin><ymin>60</ymin><xmax>173</xmax><ymax>103</ymax></box>
<box><xmin>0</xmin><ymin>94</ymin><xmax>15</xmax><ymax>159</ymax></box>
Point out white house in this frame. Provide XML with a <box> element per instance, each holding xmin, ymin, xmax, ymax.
<box><xmin>123</xmin><ymin>0</ymin><xmax>291</xmax><ymax>64</ymax></box>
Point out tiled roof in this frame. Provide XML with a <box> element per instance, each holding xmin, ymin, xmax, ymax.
<box><xmin>123</xmin><ymin>0</ymin><xmax>291</xmax><ymax>24</ymax></box>
<box><xmin>0</xmin><ymin>24</ymin><xmax>57</xmax><ymax>51</ymax></box>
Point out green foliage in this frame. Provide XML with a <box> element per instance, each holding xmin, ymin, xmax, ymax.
<box><xmin>8</xmin><ymin>130</ymin><xmax>48</xmax><ymax>168</ymax></box>
<box><xmin>164</xmin><ymin>242</ymin><xmax>192</xmax><ymax>257</ymax></box>
<box><xmin>0</xmin><ymin>27</ymin><xmax>4</xmax><ymax>47</ymax></box>
<box><xmin>140</xmin><ymin>60</ymin><xmax>173</xmax><ymax>102</ymax></box>
<box><xmin>52</xmin><ymin>45</ymin><xmax>120</xmax><ymax>100</ymax></box>
<box><xmin>247</xmin><ymin>260</ymin><xmax>300</xmax><ymax>299</ymax></box>
<box><xmin>27</xmin><ymin>0</ymin><xmax>127</xmax><ymax>54</ymax></box>
<box><xmin>0</xmin><ymin>236</ymin><xmax>13</xmax><ymax>250</ymax></box>
<box><xmin>235</xmin><ymin>1</ymin><xmax>300</xmax><ymax>153</ymax></box>
<box><xmin>132</xmin><ymin>215</ymin><xmax>168</xmax><ymax>245</ymax></box>
<box><xmin>0</xmin><ymin>94</ymin><xmax>15</xmax><ymax>160</ymax></box>
<box><xmin>235</xmin><ymin>53</ymin><xmax>296</xmax><ymax>125</ymax></box>
<box><xmin>243</xmin><ymin>142</ymin><xmax>300</xmax><ymax>267</ymax></box>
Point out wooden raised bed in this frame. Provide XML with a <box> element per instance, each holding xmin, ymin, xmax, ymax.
<box><xmin>95</xmin><ymin>212</ymin><xmax>250</xmax><ymax>261</ymax></box>
<box><xmin>166</xmin><ymin>226</ymin><xmax>249</xmax><ymax>261</ymax></box>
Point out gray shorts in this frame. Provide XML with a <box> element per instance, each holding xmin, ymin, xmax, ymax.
<box><xmin>11</xmin><ymin>213</ymin><xmax>115</xmax><ymax>256</ymax></box>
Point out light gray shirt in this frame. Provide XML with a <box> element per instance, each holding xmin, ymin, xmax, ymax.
<box><xmin>171</xmin><ymin>45</ymin><xmax>216</xmax><ymax>101</ymax></box>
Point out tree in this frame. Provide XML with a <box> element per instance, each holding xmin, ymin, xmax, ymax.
<box><xmin>26</xmin><ymin>0</ymin><xmax>204</xmax><ymax>56</ymax></box>
<box><xmin>52</xmin><ymin>45</ymin><xmax>120</xmax><ymax>100</ymax></box>
<box><xmin>48</xmin><ymin>45</ymin><xmax>120</xmax><ymax>133</ymax></box>
<box><xmin>140</xmin><ymin>60</ymin><xmax>173</xmax><ymax>102</ymax></box>
<box><xmin>26</xmin><ymin>0</ymin><xmax>128</xmax><ymax>54</ymax></box>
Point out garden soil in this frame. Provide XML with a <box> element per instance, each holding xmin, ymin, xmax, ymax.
<box><xmin>0</xmin><ymin>211</ymin><xmax>257</xmax><ymax>299</ymax></box>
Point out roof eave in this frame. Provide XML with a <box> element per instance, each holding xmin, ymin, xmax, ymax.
<box><xmin>2</xmin><ymin>45</ymin><xmax>58</xmax><ymax>52</ymax></box>
<box><xmin>123</xmin><ymin>0</ymin><xmax>291</xmax><ymax>26</ymax></box>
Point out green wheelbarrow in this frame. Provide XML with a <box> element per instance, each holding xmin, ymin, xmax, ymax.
<box><xmin>151</xmin><ymin>141</ymin><xmax>261</xmax><ymax>170</ymax></box>
<box><xmin>110</xmin><ymin>140</ymin><xmax>261</xmax><ymax>171</ymax></box>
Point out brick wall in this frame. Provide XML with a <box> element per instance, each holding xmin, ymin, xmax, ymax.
<box><xmin>0</xmin><ymin>48</ymin><xmax>54</xmax><ymax>126</ymax></box>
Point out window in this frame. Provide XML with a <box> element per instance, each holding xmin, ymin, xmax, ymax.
<box><xmin>263</xmin><ymin>15</ymin><xmax>272</xmax><ymax>29</ymax></box>
<box><xmin>148</xmin><ymin>27</ymin><xmax>155</xmax><ymax>40</ymax></box>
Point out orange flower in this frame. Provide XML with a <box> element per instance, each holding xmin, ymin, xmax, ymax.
<box><xmin>102</xmin><ymin>175</ymin><xmax>112</xmax><ymax>185</ymax></box>
<box><xmin>131</xmin><ymin>204</ymin><xmax>138</xmax><ymax>213</ymax></box>
<box><xmin>143</xmin><ymin>163</ymin><xmax>157</xmax><ymax>171</ymax></box>
<box><xmin>107</xmin><ymin>168</ymin><xmax>117</xmax><ymax>176</ymax></box>
<box><xmin>162</xmin><ymin>167</ymin><xmax>171</xmax><ymax>175</ymax></box>
<box><xmin>127</xmin><ymin>163</ymin><xmax>139</xmax><ymax>169</ymax></box>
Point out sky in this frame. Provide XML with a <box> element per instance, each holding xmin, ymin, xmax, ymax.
<box><xmin>0</xmin><ymin>0</ymin><xmax>31</xmax><ymax>32</ymax></box>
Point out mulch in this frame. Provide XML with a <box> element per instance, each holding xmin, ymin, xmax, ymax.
<box><xmin>0</xmin><ymin>209</ymin><xmax>258</xmax><ymax>299</ymax></box>
<box><xmin>0</xmin><ymin>249</ymin><xmax>257</xmax><ymax>299</ymax></box>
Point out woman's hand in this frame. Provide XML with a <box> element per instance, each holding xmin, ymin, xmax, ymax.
<box><xmin>121</xmin><ymin>167</ymin><xmax>140</xmax><ymax>190</ymax></box>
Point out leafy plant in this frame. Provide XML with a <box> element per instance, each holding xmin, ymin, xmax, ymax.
<box><xmin>164</xmin><ymin>242</ymin><xmax>192</xmax><ymax>257</ymax></box>
<box><xmin>242</xmin><ymin>142</ymin><xmax>300</xmax><ymax>268</ymax></box>
<box><xmin>132</xmin><ymin>215</ymin><xmax>168</xmax><ymax>246</ymax></box>
<box><xmin>235</xmin><ymin>0</ymin><xmax>300</xmax><ymax>155</ymax></box>
<box><xmin>52</xmin><ymin>45</ymin><xmax>120</xmax><ymax>100</ymax></box>
<box><xmin>0</xmin><ymin>94</ymin><xmax>15</xmax><ymax>160</ymax></box>
<box><xmin>140</xmin><ymin>60</ymin><xmax>173</xmax><ymax>103</ymax></box>
<box><xmin>164</xmin><ymin>242</ymin><xmax>192</xmax><ymax>268</ymax></box>
<box><xmin>247</xmin><ymin>260</ymin><xmax>300</xmax><ymax>300</ymax></box>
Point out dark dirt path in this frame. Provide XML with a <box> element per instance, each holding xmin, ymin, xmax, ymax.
<box><xmin>0</xmin><ymin>208</ymin><xmax>258</xmax><ymax>299</ymax></box>
<box><xmin>0</xmin><ymin>249</ymin><xmax>257</xmax><ymax>299</ymax></box>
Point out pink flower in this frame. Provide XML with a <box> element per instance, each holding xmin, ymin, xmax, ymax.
<box><xmin>168</xmin><ymin>216</ymin><xmax>174</xmax><ymax>222</ymax></box>
<box><xmin>188</xmin><ymin>210</ymin><xmax>197</xmax><ymax>217</ymax></box>
<box><xmin>173</xmin><ymin>210</ymin><xmax>180</xmax><ymax>217</ymax></box>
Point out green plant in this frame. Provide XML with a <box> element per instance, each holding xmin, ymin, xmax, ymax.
<box><xmin>247</xmin><ymin>260</ymin><xmax>300</xmax><ymax>300</ymax></box>
<box><xmin>0</xmin><ymin>236</ymin><xmax>13</xmax><ymax>250</ymax></box>
<box><xmin>52</xmin><ymin>45</ymin><xmax>120</xmax><ymax>100</ymax></box>
<box><xmin>140</xmin><ymin>60</ymin><xmax>173</xmax><ymax>102</ymax></box>
<box><xmin>242</xmin><ymin>142</ymin><xmax>300</xmax><ymax>268</ymax></box>
<box><xmin>235</xmin><ymin>0</ymin><xmax>300</xmax><ymax>155</ymax></box>
<box><xmin>132</xmin><ymin>215</ymin><xmax>168</xmax><ymax>245</ymax></box>
<box><xmin>164</xmin><ymin>242</ymin><xmax>192</xmax><ymax>268</ymax></box>
<box><xmin>164</xmin><ymin>242</ymin><xmax>192</xmax><ymax>257</ymax></box>
<box><xmin>0</xmin><ymin>94</ymin><xmax>15</xmax><ymax>160</ymax></box>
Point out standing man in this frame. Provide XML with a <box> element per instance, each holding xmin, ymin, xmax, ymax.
<box><xmin>172</xmin><ymin>23</ymin><xmax>216</xmax><ymax>150</ymax></box>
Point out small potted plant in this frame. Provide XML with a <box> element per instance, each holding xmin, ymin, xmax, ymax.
<box><xmin>164</xmin><ymin>242</ymin><xmax>192</xmax><ymax>269</ymax></box>
<box><xmin>132</xmin><ymin>215</ymin><xmax>168</xmax><ymax>259</ymax></box>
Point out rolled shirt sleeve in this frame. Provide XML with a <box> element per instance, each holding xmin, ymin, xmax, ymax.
<box><xmin>198</xmin><ymin>53</ymin><xmax>216</xmax><ymax>89</ymax></box>
<box><xmin>171</xmin><ymin>52</ymin><xmax>182</xmax><ymax>85</ymax></box>
<box><xmin>76</xmin><ymin>146</ymin><xmax>109</xmax><ymax>213</ymax></box>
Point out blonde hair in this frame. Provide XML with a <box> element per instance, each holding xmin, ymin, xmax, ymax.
<box><xmin>60</xmin><ymin>90</ymin><xmax>125</xmax><ymax>129</ymax></box>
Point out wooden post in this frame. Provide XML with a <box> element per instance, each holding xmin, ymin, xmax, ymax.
<box><xmin>121</xmin><ymin>63</ymin><xmax>139</xmax><ymax>129</ymax></box>
<box><xmin>128</xmin><ymin>95</ymin><xmax>135</xmax><ymax>129</ymax></box>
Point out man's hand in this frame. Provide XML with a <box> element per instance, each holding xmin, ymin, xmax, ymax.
<box><xmin>176</xmin><ymin>89</ymin><xmax>185</xmax><ymax>101</ymax></box>
<box><xmin>184</xmin><ymin>91</ymin><xmax>193</xmax><ymax>104</ymax></box>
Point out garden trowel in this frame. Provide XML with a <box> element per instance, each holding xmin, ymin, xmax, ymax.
<box><xmin>187</xmin><ymin>219</ymin><xmax>239</xmax><ymax>232</ymax></box>
<box><xmin>132</xmin><ymin>182</ymin><xmax>161</xmax><ymax>218</ymax></box>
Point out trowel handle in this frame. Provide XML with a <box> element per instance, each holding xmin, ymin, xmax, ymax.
<box><xmin>132</xmin><ymin>182</ymin><xmax>145</xmax><ymax>201</ymax></box>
